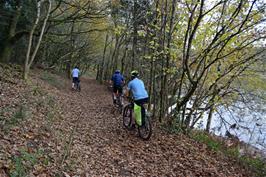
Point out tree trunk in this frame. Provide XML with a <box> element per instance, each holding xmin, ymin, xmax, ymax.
<box><xmin>98</xmin><ymin>32</ymin><xmax>109</xmax><ymax>83</ymax></box>
<box><xmin>67</xmin><ymin>21</ymin><xmax>75</xmax><ymax>79</ymax></box>
<box><xmin>121</xmin><ymin>40</ymin><xmax>129</xmax><ymax>74</ymax></box>
<box><xmin>0</xmin><ymin>1</ymin><xmax>22</xmax><ymax>63</ymax></box>
<box><xmin>112</xmin><ymin>35</ymin><xmax>122</xmax><ymax>73</ymax></box>
<box><xmin>148</xmin><ymin>0</ymin><xmax>159</xmax><ymax>112</ymax></box>
<box><xmin>24</xmin><ymin>0</ymin><xmax>51</xmax><ymax>80</ymax></box>
<box><xmin>164</xmin><ymin>0</ymin><xmax>177</xmax><ymax>118</ymax></box>
<box><xmin>206</xmin><ymin>106</ymin><xmax>214</xmax><ymax>132</ymax></box>
<box><xmin>148</xmin><ymin>57</ymin><xmax>154</xmax><ymax>111</ymax></box>
<box><xmin>104</xmin><ymin>36</ymin><xmax>114</xmax><ymax>80</ymax></box>
<box><xmin>159</xmin><ymin>0</ymin><xmax>168</xmax><ymax>122</ymax></box>
<box><xmin>131</xmin><ymin>0</ymin><xmax>138</xmax><ymax>71</ymax></box>
<box><xmin>0</xmin><ymin>42</ymin><xmax>13</xmax><ymax>63</ymax></box>
<box><xmin>110</xmin><ymin>35</ymin><xmax>119</xmax><ymax>74</ymax></box>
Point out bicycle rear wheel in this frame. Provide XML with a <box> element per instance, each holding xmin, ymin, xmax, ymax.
<box><xmin>77</xmin><ymin>83</ymin><xmax>81</xmax><ymax>92</ymax></box>
<box><xmin>122</xmin><ymin>104</ymin><xmax>133</xmax><ymax>130</ymax></box>
<box><xmin>138</xmin><ymin>114</ymin><xmax>152</xmax><ymax>140</ymax></box>
<box><xmin>117</xmin><ymin>95</ymin><xmax>123</xmax><ymax>114</ymax></box>
<box><xmin>74</xmin><ymin>82</ymin><xmax>80</xmax><ymax>92</ymax></box>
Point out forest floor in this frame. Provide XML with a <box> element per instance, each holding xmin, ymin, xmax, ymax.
<box><xmin>0</xmin><ymin>64</ymin><xmax>255</xmax><ymax>176</ymax></box>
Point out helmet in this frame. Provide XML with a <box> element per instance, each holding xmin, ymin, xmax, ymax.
<box><xmin>131</xmin><ymin>70</ymin><xmax>139</xmax><ymax>77</ymax></box>
<box><xmin>115</xmin><ymin>69</ymin><xmax>120</xmax><ymax>73</ymax></box>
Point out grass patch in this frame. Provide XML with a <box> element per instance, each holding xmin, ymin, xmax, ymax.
<box><xmin>193</xmin><ymin>131</ymin><xmax>223</xmax><ymax>152</ymax></box>
<box><xmin>160</xmin><ymin>123</ymin><xmax>182</xmax><ymax>134</ymax></box>
<box><xmin>83</xmin><ymin>69</ymin><xmax>97</xmax><ymax>78</ymax></box>
<box><xmin>40</xmin><ymin>71</ymin><xmax>64</xmax><ymax>89</ymax></box>
<box><xmin>47</xmin><ymin>95</ymin><xmax>55</xmax><ymax>105</ymax></box>
<box><xmin>160</xmin><ymin>116</ymin><xmax>184</xmax><ymax>134</ymax></box>
<box><xmin>192</xmin><ymin>131</ymin><xmax>266</xmax><ymax>177</ymax></box>
<box><xmin>240</xmin><ymin>156</ymin><xmax>266</xmax><ymax>177</ymax></box>
<box><xmin>45</xmin><ymin>96</ymin><xmax>56</xmax><ymax>129</ymax></box>
<box><xmin>31</xmin><ymin>85</ymin><xmax>44</xmax><ymax>96</ymax></box>
<box><xmin>0</xmin><ymin>107</ymin><xmax>11</xmax><ymax>126</ymax></box>
<box><xmin>10</xmin><ymin>148</ymin><xmax>50</xmax><ymax>177</ymax></box>
<box><xmin>3</xmin><ymin>105</ymin><xmax>29</xmax><ymax>132</ymax></box>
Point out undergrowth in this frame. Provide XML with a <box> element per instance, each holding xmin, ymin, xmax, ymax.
<box><xmin>10</xmin><ymin>148</ymin><xmax>50</xmax><ymax>177</ymax></box>
<box><xmin>2</xmin><ymin>105</ymin><xmax>29</xmax><ymax>132</ymax></box>
<box><xmin>40</xmin><ymin>71</ymin><xmax>64</xmax><ymax>89</ymax></box>
<box><xmin>156</xmin><ymin>119</ymin><xmax>265</xmax><ymax>176</ymax></box>
<box><xmin>192</xmin><ymin>131</ymin><xmax>266</xmax><ymax>177</ymax></box>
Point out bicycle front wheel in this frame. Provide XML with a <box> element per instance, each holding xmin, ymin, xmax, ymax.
<box><xmin>122</xmin><ymin>104</ymin><xmax>133</xmax><ymax>130</ymax></box>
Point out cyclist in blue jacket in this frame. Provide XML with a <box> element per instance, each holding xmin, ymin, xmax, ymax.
<box><xmin>110</xmin><ymin>70</ymin><xmax>124</xmax><ymax>104</ymax></box>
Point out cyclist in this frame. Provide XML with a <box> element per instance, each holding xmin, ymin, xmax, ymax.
<box><xmin>110</xmin><ymin>69</ymin><xmax>124</xmax><ymax>104</ymax></box>
<box><xmin>127</xmin><ymin>70</ymin><xmax>149</xmax><ymax>125</ymax></box>
<box><xmin>71</xmin><ymin>66</ymin><xmax>80</xmax><ymax>89</ymax></box>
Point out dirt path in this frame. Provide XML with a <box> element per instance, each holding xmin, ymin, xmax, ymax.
<box><xmin>43</xmin><ymin>76</ymin><xmax>250</xmax><ymax>177</ymax></box>
<box><xmin>0</xmin><ymin>66</ymin><xmax>252</xmax><ymax>176</ymax></box>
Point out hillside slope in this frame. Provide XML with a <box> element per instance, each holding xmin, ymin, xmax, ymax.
<box><xmin>0</xmin><ymin>65</ymin><xmax>253</xmax><ymax>176</ymax></box>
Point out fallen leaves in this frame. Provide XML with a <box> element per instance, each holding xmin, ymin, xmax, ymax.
<box><xmin>0</xmin><ymin>65</ymin><xmax>254</xmax><ymax>176</ymax></box>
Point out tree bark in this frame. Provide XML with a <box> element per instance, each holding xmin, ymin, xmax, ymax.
<box><xmin>121</xmin><ymin>39</ymin><xmax>129</xmax><ymax>74</ymax></box>
<box><xmin>98</xmin><ymin>32</ymin><xmax>109</xmax><ymax>83</ymax></box>
<box><xmin>24</xmin><ymin>0</ymin><xmax>52</xmax><ymax>80</ymax></box>
<box><xmin>131</xmin><ymin>0</ymin><xmax>138</xmax><ymax>71</ymax></box>
<box><xmin>66</xmin><ymin>21</ymin><xmax>75</xmax><ymax>79</ymax></box>
<box><xmin>104</xmin><ymin>36</ymin><xmax>114</xmax><ymax>80</ymax></box>
<box><xmin>206</xmin><ymin>106</ymin><xmax>214</xmax><ymax>132</ymax></box>
<box><xmin>148</xmin><ymin>0</ymin><xmax>159</xmax><ymax>112</ymax></box>
<box><xmin>159</xmin><ymin>0</ymin><xmax>168</xmax><ymax>122</ymax></box>
<box><xmin>0</xmin><ymin>1</ymin><xmax>22</xmax><ymax>63</ymax></box>
<box><xmin>164</xmin><ymin>0</ymin><xmax>177</xmax><ymax>118</ymax></box>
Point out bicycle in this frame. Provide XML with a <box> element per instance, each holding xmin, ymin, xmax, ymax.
<box><xmin>122</xmin><ymin>97</ymin><xmax>152</xmax><ymax>140</ymax></box>
<box><xmin>72</xmin><ymin>79</ymin><xmax>81</xmax><ymax>92</ymax></box>
<box><xmin>112</xmin><ymin>90</ymin><xmax>123</xmax><ymax>114</ymax></box>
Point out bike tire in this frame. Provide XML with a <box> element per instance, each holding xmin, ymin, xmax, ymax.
<box><xmin>117</xmin><ymin>95</ymin><xmax>123</xmax><ymax>114</ymax></box>
<box><xmin>122</xmin><ymin>104</ymin><xmax>133</xmax><ymax>130</ymax></box>
<box><xmin>113</xmin><ymin>94</ymin><xmax>123</xmax><ymax>114</ymax></box>
<box><xmin>74</xmin><ymin>82</ymin><xmax>80</xmax><ymax>92</ymax></box>
<box><xmin>77</xmin><ymin>83</ymin><xmax>81</xmax><ymax>92</ymax></box>
<box><xmin>138</xmin><ymin>115</ymin><xmax>152</xmax><ymax>140</ymax></box>
<box><xmin>118</xmin><ymin>104</ymin><xmax>123</xmax><ymax>114</ymax></box>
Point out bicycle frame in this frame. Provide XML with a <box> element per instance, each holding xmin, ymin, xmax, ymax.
<box><xmin>111</xmin><ymin>87</ymin><xmax>124</xmax><ymax>114</ymax></box>
<box><xmin>72</xmin><ymin>79</ymin><xmax>80</xmax><ymax>91</ymax></box>
<box><xmin>122</xmin><ymin>99</ymin><xmax>152</xmax><ymax>140</ymax></box>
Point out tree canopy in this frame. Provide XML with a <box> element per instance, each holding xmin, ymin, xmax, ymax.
<box><xmin>0</xmin><ymin>0</ymin><xmax>265</xmax><ymax>138</ymax></box>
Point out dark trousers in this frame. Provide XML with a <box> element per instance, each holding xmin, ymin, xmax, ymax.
<box><xmin>134</xmin><ymin>97</ymin><xmax>149</xmax><ymax>124</ymax></box>
<box><xmin>113</xmin><ymin>85</ymin><xmax>123</xmax><ymax>94</ymax></box>
<box><xmin>72</xmin><ymin>77</ymin><xmax>80</xmax><ymax>83</ymax></box>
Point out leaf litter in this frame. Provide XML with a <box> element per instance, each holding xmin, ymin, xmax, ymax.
<box><xmin>0</xmin><ymin>64</ymin><xmax>254</xmax><ymax>176</ymax></box>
